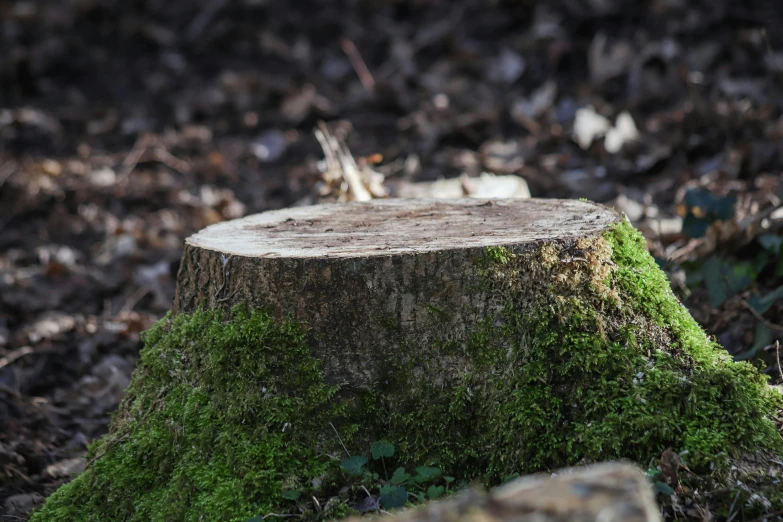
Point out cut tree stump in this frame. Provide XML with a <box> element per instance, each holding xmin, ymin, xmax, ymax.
<box><xmin>174</xmin><ymin>198</ymin><xmax>620</xmax><ymax>390</ymax></box>
<box><xmin>31</xmin><ymin>199</ymin><xmax>783</xmax><ymax>522</ymax></box>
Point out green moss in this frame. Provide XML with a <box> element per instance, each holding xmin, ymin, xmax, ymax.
<box><xmin>359</xmin><ymin>220</ymin><xmax>782</xmax><ymax>482</ymax></box>
<box><xmin>482</xmin><ymin>246</ymin><xmax>512</xmax><ymax>266</ymax></box>
<box><xmin>604</xmin><ymin>221</ymin><xmax>782</xmax><ymax>467</ymax></box>
<box><xmin>32</xmin><ymin>220</ymin><xmax>783</xmax><ymax>521</ymax></box>
<box><xmin>31</xmin><ymin>306</ymin><xmax>347</xmax><ymax>522</ymax></box>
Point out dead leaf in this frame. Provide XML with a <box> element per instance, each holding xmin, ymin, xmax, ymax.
<box><xmin>660</xmin><ymin>447</ymin><xmax>681</xmax><ymax>489</ymax></box>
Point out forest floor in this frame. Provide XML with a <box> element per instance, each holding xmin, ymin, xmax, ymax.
<box><xmin>1</xmin><ymin>0</ymin><xmax>783</xmax><ymax>520</ymax></box>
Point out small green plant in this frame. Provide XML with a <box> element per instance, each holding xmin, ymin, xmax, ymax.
<box><xmin>679</xmin><ymin>188</ymin><xmax>736</xmax><ymax>239</ymax></box>
<box><xmin>680</xmin><ymin>231</ymin><xmax>783</xmax><ymax>361</ymax></box>
<box><xmin>245</xmin><ymin>441</ymin><xmax>461</xmax><ymax>520</ymax></box>
<box><xmin>338</xmin><ymin>441</ymin><xmax>458</xmax><ymax>511</ymax></box>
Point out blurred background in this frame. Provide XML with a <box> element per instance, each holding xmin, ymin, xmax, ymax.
<box><xmin>1</xmin><ymin>0</ymin><xmax>783</xmax><ymax>518</ymax></box>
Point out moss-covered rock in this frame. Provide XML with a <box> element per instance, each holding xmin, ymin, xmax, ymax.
<box><xmin>31</xmin><ymin>221</ymin><xmax>783</xmax><ymax>521</ymax></box>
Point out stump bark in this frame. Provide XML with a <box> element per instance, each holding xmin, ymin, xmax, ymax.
<box><xmin>174</xmin><ymin>198</ymin><xmax>619</xmax><ymax>390</ymax></box>
<box><xmin>31</xmin><ymin>199</ymin><xmax>783</xmax><ymax>522</ymax></box>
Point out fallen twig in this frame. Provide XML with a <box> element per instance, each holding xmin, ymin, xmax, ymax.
<box><xmin>741</xmin><ymin>298</ymin><xmax>783</xmax><ymax>333</ymax></box>
<box><xmin>341</xmin><ymin>38</ymin><xmax>375</xmax><ymax>95</ymax></box>
<box><xmin>117</xmin><ymin>134</ymin><xmax>150</xmax><ymax>181</ymax></box>
<box><xmin>329</xmin><ymin>422</ymin><xmax>351</xmax><ymax>458</ymax></box>
<box><xmin>0</xmin><ymin>346</ymin><xmax>34</xmax><ymax>370</ymax></box>
<box><xmin>314</xmin><ymin>122</ymin><xmax>372</xmax><ymax>202</ymax></box>
<box><xmin>118</xmin><ymin>285</ymin><xmax>151</xmax><ymax>317</ymax></box>
<box><xmin>0</xmin><ymin>160</ymin><xmax>16</xmax><ymax>190</ymax></box>
<box><xmin>152</xmin><ymin>147</ymin><xmax>191</xmax><ymax>174</ymax></box>
<box><xmin>186</xmin><ymin>0</ymin><xmax>228</xmax><ymax>42</ymax></box>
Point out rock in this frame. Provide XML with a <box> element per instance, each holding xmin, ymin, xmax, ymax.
<box><xmin>343</xmin><ymin>462</ymin><xmax>661</xmax><ymax>522</ymax></box>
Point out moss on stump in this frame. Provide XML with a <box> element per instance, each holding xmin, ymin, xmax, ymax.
<box><xmin>31</xmin><ymin>199</ymin><xmax>783</xmax><ymax>521</ymax></box>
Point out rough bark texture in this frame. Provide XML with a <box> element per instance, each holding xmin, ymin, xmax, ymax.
<box><xmin>344</xmin><ymin>462</ymin><xmax>661</xmax><ymax>522</ymax></box>
<box><xmin>174</xmin><ymin>198</ymin><xmax>619</xmax><ymax>390</ymax></box>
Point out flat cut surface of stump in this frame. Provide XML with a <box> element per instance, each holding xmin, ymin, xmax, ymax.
<box><xmin>186</xmin><ymin>198</ymin><xmax>618</xmax><ymax>258</ymax></box>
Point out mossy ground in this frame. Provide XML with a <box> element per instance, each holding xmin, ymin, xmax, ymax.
<box><xmin>31</xmin><ymin>307</ymin><xmax>350</xmax><ymax>521</ymax></box>
<box><xmin>31</xmin><ymin>221</ymin><xmax>783</xmax><ymax>521</ymax></box>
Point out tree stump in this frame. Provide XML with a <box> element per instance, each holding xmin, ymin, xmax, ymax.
<box><xmin>32</xmin><ymin>199</ymin><xmax>783</xmax><ymax>522</ymax></box>
<box><xmin>173</xmin><ymin>198</ymin><xmax>619</xmax><ymax>391</ymax></box>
